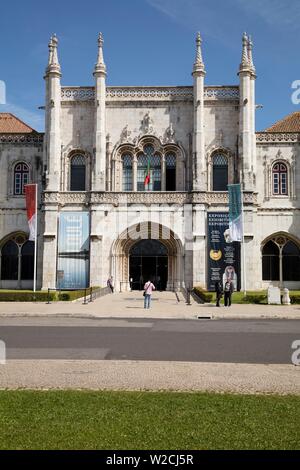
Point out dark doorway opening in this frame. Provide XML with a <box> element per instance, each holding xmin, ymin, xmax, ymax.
<box><xmin>129</xmin><ymin>240</ymin><xmax>168</xmax><ymax>291</ymax></box>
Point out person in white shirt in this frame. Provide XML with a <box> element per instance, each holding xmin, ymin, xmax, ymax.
<box><xmin>143</xmin><ymin>280</ymin><xmax>155</xmax><ymax>309</ymax></box>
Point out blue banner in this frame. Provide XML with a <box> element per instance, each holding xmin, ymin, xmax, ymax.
<box><xmin>57</xmin><ymin>212</ymin><xmax>90</xmax><ymax>289</ymax></box>
<box><xmin>228</xmin><ymin>184</ymin><xmax>243</xmax><ymax>242</ymax></box>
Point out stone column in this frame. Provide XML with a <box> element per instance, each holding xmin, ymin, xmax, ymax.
<box><xmin>192</xmin><ymin>33</ymin><xmax>206</xmax><ymax>191</ymax></box>
<box><xmin>161</xmin><ymin>154</ymin><xmax>166</xmax><ymax>191</ymax></box>
<box><xmin>93</xmin><ymin>33</ymin><xmax>107</xmax><ymax>191</ymax></box>
<box><xmin>133</xmin><ymin>155</ymin><xmax>138</xmax><ymax>192</ymax></box>
<box><xmin>44</xmin><ymin>35</ymin><xmax>61</xmax><ymax>192</ymax></box>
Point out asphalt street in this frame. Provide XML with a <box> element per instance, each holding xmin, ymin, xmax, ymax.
<box><xmin>1</xmin><ymin>317</ymin><xmax>300</xmax><ymax>364</ymax></box>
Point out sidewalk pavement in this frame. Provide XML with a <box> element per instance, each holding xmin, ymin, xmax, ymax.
<box><xmin>1</xmin><ymin>360</ymin><xmax>299</xmax><ymax>394</ymax></box>
<box><xmin>0</xmin><ymin>291</ymin><xmax>299</xmax><ymax>320</ymax></box>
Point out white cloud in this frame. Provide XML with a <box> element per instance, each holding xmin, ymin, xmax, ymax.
<box><xmin>147</xmin><ymin>0</ymin><xmax>300</xmax><ymax>31</ymax></box>
<box><xmin>0</xmin><ymin>102</ymin><xmax>44</xmax><ymax>132</ymax></box>
<box><xmin>236</xmin><ymin>0</ymin><xmax>300</xmax><ymax>29</ymax></box>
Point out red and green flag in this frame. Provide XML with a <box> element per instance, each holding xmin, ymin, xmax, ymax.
<box><xmin>144</xmin><ymin>158</ymin><xmax>151</xmax><ymax>186</ymax></box>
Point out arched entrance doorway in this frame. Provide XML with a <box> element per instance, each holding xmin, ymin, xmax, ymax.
<box><xmin>129</xmin><ymin>239</ymin><xmax>168</xmax><ymax>290</ymax></box>
<box><xmin>111</xmin><ymin>222</ymin><xmax>183</xmax><ymax>292</ymax></box>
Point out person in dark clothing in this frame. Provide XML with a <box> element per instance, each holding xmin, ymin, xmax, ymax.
<box><xmin>224</xmin><ymin>279</ymin><xmax>234</xmax><ymax>307</ymax></box>
<box><xmin>215</xmin><ymin>281</ymin><xmax>223</xmax><ymax>307</ymax></box>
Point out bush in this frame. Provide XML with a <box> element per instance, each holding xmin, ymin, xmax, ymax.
<box><xmin>193</xmin><ymin>287</ymin><xmax>214</xmax><ymax>303</ymax></box>
<box><xmin>0</xmin><ymin>291</ymin><xmax>56</xmax><ymax>302</ymax></box>
<box><xmin>243</xmin><ymin>294</ymin><xmax>267</xmax><ymax>304</ymax></box>
<box><xmin>290</xmin><ymin>295</ymin><xmax>300</xmax><ymax>305</ymax></box>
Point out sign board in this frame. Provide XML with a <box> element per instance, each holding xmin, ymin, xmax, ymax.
<box><xmin>57</xmin><ymin>212</ymin><xmax>90</xmax><ymax>289</ymax></box>
<box><xmin>268</xmin><ymin>287</ymin><xmax>281</xmax><ymax>305</ymax></box>
<box><xmin>207</xmin><ymin>212</ymin><xmax>241</xmax><ymax>292</ymax></box>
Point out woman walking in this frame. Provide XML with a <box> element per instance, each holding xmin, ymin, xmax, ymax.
<box><xmin>144</xmin><ymin>279</ymin><xmax>155</xmax><ymax>309</ymax></box>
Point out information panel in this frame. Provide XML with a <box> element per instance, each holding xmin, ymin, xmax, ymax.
<box><xmin>57</xmin><ymin>212</ymin><xmax>90</xmax><ymax>289</ymax></box>
<box><xmin>207</xmin><ymin>212</ymin><xmax>241</xmax><ymax>292</ymax></box>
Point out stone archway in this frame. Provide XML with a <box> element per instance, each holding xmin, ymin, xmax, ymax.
<box><xmin>111</xmin><ymin>222</ymin><xmax>183</xmax><ymax>292</ymax></box>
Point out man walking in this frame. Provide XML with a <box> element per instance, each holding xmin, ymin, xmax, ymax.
<box><xmin>107</xmin><ymin>276</ymin><xmax>114</xmax><ymax>293</ymax></box>
<box><xmin>215</xmin><ymin>281</ymin><xmax>223</xmax><ymax>307</ymax></box>
<box><xmin>144</xmin><ymin>279</ymin><xmax>155</xmax><ymax>309</ymax></box>
<box><xmin>224</xmin><ymin>279</ymin><xmax>234</xmax><ymax>307</ymax></box>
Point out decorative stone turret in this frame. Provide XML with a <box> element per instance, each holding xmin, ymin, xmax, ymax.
<box><xmin>238</xmin><ymin>33</ymin><xmax>256</xmax><ymax>191</ymax></box>
<box><xmin>93</xmin><ymin>32</ymin><xmax>107</xmax><ymax>191</ymax></box>
<box><xmin>44</xmin><ymin>34</ymin><xmax>61</xmax><ymax>191</ymax></box>
<box><xmin>192</xmin><ymin>32</ymin><xmax>206</xmax><ymax>191</ymax></box>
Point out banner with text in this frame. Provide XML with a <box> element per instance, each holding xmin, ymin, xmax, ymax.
<box><xmin>57</xmin><ymin>212</ymin><xmax>90</xmax><ymax>289</ymax></box>
<box><xmin>207</xmin><ymin>212</ymin><xmax>241</xmax><ymax>292</ymax></box>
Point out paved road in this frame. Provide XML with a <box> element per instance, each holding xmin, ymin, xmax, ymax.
<box><xmin>1</xmin><ymin>317</ymin><xmax>300</xmax><ymax>364</ymax></box>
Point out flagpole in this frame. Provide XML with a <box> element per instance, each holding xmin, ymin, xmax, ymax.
<box><xmin>33</xmin><ymin>184</ymin><xmax>38</xmax><ymax>293</ymax></box>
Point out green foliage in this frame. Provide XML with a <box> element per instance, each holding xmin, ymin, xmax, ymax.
<box><xmin>290</xmin><ymin>294</ymin><xmax>300</xmax><ymax>304</ymax></box>
<box><xmin>0</xmin><ymin>288</ymin><xmax>97</xmax><ymax>302</ymax></box>
<box><xmin>193</xmin><ymin>287</ymin><xmax>214</xmax><ymax>303</ymax></box>
<box><xmin>0</xmin><ymin>390</ymin><xmax>299</xmax><ymax>450</ymax></box>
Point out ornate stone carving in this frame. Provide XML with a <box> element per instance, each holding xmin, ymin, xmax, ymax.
<box><xmin>256</xmin><ymin>132</ymin><xmax>300</xmax><ymax>143</ymax></box>
<box><xmin>141</xmin><ymin>112</ymin><xmax>154</xmax><ymax>134</ymax></box>
<box><xmin>43</xmin><ymin>191</ymin><xmax>257</xmax><ymax>206</ymax></box>
<box><xmin>0</xmin><ymin>134</ymin><xmax>44</xmax><ymax>144</ymax></box>
<box><xmin>163</xmin><ymin>123</ymin><xmax>176</xmax><ymax>144</ymax></box>
<box><xmin>119</xmin><ymin>125</ymin><xmax>132</xmax><ymax>144</ymax></box>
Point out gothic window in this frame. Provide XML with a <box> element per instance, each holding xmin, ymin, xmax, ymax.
<box><xmin>262</xmin><ymin>241</ymin><xmax>279</xmax><ymax>281</ymax></box>
<box><xmin>166</xmin><ymin>153</ymin><xmax>176</xmax><ymax>191</ymax></box>
<box><xmin>212</xmin><ymin>154</ymin><xmax>228</xmax><ymax>191</ymax></box>
<box><xmin>1</xmin><ymin>240</ymin><xmax>18</xmax><ymax>280</ymax></box>
<box><xmin>70</xmin><ymin>154</ymin><xmax>86</xmax><ymax>191</ymax></box>
<box><xmin>21</xmin><ymin>241</ymin><xmax>34</xmax><ymax>281</ymax></box>
<box><xmin>137</xmin><ymin>145</ymin><xmax>161</xmax><ymax>191</ymax></box>
<box><xmin>14</xmin><ymin>162</ymin><xmax>29</xmax><ymax>195</ymax></box>
<box><xmin>122</xmin><ymin>154</ymin><xmax>133</xmax><ymax>191</ymax></box>
<box><xmin>262</xmin><ymin>238</ymin><xmax>300</xmax><ymax>282</ymax></box>
<box><xmin>272</xmin><ymin>163</ymin><xmax>288</xmax><ymax>195</ymax></box>
<box><xmin>0</xmin><ymin>235</ymin><xmax>34</xmax><ymax>282</ymax></box>
<box><xmin>282</xmin><ymin>241</ymin><xmax>300</xmax><ymax>281</ymax></box>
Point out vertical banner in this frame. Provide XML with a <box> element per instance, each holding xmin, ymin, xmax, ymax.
<box><xmin>228</xmin><ymin>184</ymin><xmax>243</xmax><ymax>242</ymax></box>
<box><xmin>25</xmin><ymin>184</ymin><xmax>37</xmax><ymax>241</ymax></box>
<box><xmin>207</xmin><ymin>212</ymin><xmax>241</xmax><ymax>292</ymax></box>
<box><xmin>57</xmin><ymin>212</ymin><xmax>90</xmax><ymax>289</ymax></box>
<box><xmin>25</xmin><ymin>184</ymin><xmax>38</xmax><ymax>292</ymax></box>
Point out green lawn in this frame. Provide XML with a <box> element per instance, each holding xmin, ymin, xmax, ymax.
<box><xmin>0</xmin><ymin>390</ymin><xmax>299</xmax><ymax>450</ymax></box>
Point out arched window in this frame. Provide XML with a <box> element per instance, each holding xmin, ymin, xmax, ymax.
<box><xmin>0</xmin><ymin>235</ymin><xmax>34</xmax><ymax>285</ymax></box>
<box><xmin>272</xmin><ymin>163</ymin><xmax>288</xmax><ymax>195</ymax></box>
<box><xmin>21</xmin><ymin>241</ymin><xmax>34</xmax><ymax>280</ymax></box>
<box><xmin>14</xmin><ymin>162</ymin><xmax>29</xmax><ymax>195</ymax></box>
<box><xmin>166</xmin><ymin>153</ymin><xmax>176</xmax><ymax>191</ymax></box>
<box><xmin>282</xmin><ymin>241</ymin><xmax>300</xmax><ymax>281</ymax></box>
<box><xmin>137</xmin><ymin>145</ymin><xmax>161</xmax><ymax>191</ymax></box>
<box><xmin>122</xmin><ymin>154</ymin><xmax>133</xmax><ymax>191</ymax></box>
<box><xmin>70</xmin><ymin>155</ymin><xmax>86</xmax><ymax>191</ymax></box>
<box><xmin>212</xmin><ymin>154</ymin><xmax>228</xmax><ymax>191</ymax></box>
<box><xmin>262</xmin><ymin>241</ymin><xmax>279</xmax><ymax>281</ymax></box>
<box><xmin>1</xmin><ymin>240</ymin><xmax>18</xmax><ymax>280</ymax></box>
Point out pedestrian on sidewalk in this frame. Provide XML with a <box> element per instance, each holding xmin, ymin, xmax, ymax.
<box><xmin>107</xmin><ymin>276</ymin><xmax>114</xmax><ymax>293</ymax></box>
<box><xmin>215</xmin><ymin>281</ymin><xmax>223</xmax><ymax>307</ymax></box>
<box><xmin>144</xmin><ymin>279</ymin><xmax>155</xmax><ymax>309</ymax></box>
<box><xmin>224</xmin><ymin>279</ymin><xmax>234</xmax><ymax>307</ymax></box>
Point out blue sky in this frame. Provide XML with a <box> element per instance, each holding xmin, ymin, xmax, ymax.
<box><xmin>0</xmin><ymin>0</ymin><xmax>299</xmax><ymax>132</ymax></box>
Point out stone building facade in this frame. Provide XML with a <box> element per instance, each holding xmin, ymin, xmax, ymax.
<box><xmin>0</xmin><ymin>32</ymin><xmax>299</xmax><ymax>292</ymax></box>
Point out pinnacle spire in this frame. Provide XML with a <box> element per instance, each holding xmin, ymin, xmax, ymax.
<box><xmin>45</xmin><ymin>34</ymin><xmax>61</xmax><ymax>76</ymax></box>
<box><xmin>247</xmin><ymin>35</ymin><xmax>256</xmax><ymax>75</ymax></box>
<box><xmin>94</xmin><ymin>32</ymin><xmax>106</xmax><ymax>76</ymax></box>
<box><xmin>239</xmin><ymin>32</ymin><xmax>250</xmax><ymax>73</ymax></box>
<box><xmin>193</xmin><ymin>32</ymin><xmax>205</xmax><ymax>75</ymax></box>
